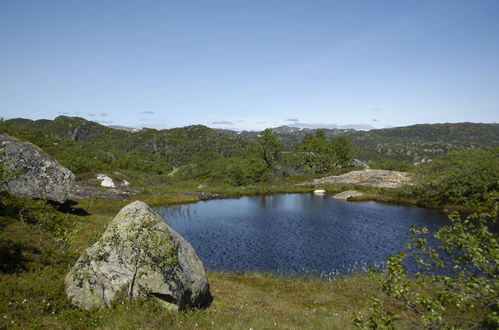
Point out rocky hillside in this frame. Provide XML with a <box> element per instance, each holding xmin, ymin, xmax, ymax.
<box><xmin>1</xmin><ymin>116</ymin><xmax>119</xmax><ymax>142</ymax></box>
<box><xmin>1</xmin><ymin>117</ymin><xmax>497</xmax><ymax>169</ymax></box>
<box><xmin>218</xmin><ymin>122</ymin><xmax>499</xmax><ymax>163</ymax></box>
<box><xmin>0</xmin><ymin>116</ymin><xmax>250</xmax><ymax>168</ymax></box>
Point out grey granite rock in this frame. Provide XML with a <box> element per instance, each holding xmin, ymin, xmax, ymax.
<box><xmin>333</xmin><ymin>190</ymin><xmax>364</xmax><ymax>200</ymax></box>
<box><xmin>0</xmin><ymin>134</ymin><xmax>75</xmax><ymax>203</ymax></box>
<box><xmin>65</xmin><ymin>201</ymin><xmax>212</xmax><ymax>310</ymax></box>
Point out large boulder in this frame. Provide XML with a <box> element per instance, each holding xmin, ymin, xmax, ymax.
<box><xmin>65</xmin><ymin>201</ymin><xmax>212</xmax><ymax>310</ymax></box>
<box><xmin>0</xmin><ymin>134</ymin><xmax>75</xmax><ymax>203</ymax></box>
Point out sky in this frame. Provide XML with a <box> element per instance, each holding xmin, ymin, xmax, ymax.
<box><xmin>0</xmin><ymin>0</ymin><xmax>498</xmax><ymax>131</ymax></box>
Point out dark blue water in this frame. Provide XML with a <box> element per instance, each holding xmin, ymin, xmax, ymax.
<box><xmin>156</xmin><ymin>194</ymin><xmax>449</xmax><ymax>276</ymax></box>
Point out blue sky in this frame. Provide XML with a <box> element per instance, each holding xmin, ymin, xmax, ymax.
<box><xmin>1</xmin><ymin>0</ymin><xmax>498</xmax><ymax>131</ymax></box>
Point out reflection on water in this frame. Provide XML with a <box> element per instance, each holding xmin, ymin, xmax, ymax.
<box><xmin>155</xmin><ymin>193</ymin><xmax>449</xmax><ymax>276</ymax></box>
<box><xmin>157</xmin><ymin>203</ymin><xmax>198</xmax><ymax>219</ymax></box>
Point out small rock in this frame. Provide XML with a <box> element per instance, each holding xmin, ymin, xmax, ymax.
<box><xmin>314</xmin><ymin>189</ymin><xmax>326</xmax><ymax>195</ymax></box>
<box><xmin>96</xmin><ymin>174</ymin><xmax>115</xmax><ymax>188</ymax></box>
<box><xmin>333</xmin><ymin>190</ymin><xmax>364</xmax><ymax>200</ymax></box>
<box><xmin>349</xmin><ymin>158</ymin><xmax>369</xmax><ymax>169</ymax></box>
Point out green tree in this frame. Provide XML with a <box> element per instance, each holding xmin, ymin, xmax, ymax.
<box><xmin>226</xmin><ymin>157</ymin><xmax>270</xmax><ymax>186</ymax></box>
<box><xmin>295</xmin><ymin>131</ymin><xmax>356</xmax><ymax>173</ymax></box>
<box><xmin>331</xmin><ymin>135</ymin><xmax>356</xmax><ymax>167</ymax></box>
<box><xmin>295</xmin><ymin>130</ymin><xmax>335</xmax><ymax>173</ymax></box>
<box><xmin>254</xmin><ymin>129</ymin><xmax>284</xmax><ymax>177</ymax></box>
<box><xmin>354</xmin><ymin>208</ymin><xmax>498</xmax><ymax>329</ymax></box>
<box><xmin>414</xmin><ymin>147</ymin><xmax>499</xmax><ymax>208</ymax></box>
<box><xmin>354</xmin><ymin>148</ymin><xmax>499</xmax><ymax>328</ymax></box>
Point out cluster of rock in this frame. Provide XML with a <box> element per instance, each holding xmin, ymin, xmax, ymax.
<box><xmin>0</xmin><ymin>134</ymin><xmax>74</xmax><ymax>203</ymax></box>
<box><xmin>96</xmin><ymin>174</ymin><xmax>130</xmax><ymax>188</ymax></box>
<box><xmin>1</xmin><ymin>133</ymin><xmax>211</xmax><ymax>311</ymax></box>
<box><xmin>348</xmin><ymin>158</ymin><xmax>370</xmax><ymax>169</ymax></box>
<box><xmin>65</xmin><ymin>201</ymin><xmax>212</xmax><ymax>310</ymax></box>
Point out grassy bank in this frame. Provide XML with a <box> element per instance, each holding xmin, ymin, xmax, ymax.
<box><xmin>0</xmin><ymin>268</ymin><xmax>391</xmax><ymax>329</ymax></box>
<box><xmin>1</xmin><ymin>175</ymin><xmax>484</xmax><ymax>329</ymax></box>
<box><xmin>0</xmin><ymin>180</ymin><xmax>414</xmax><ymax>329</ymax></box>
<box><xmin>0</xmin><ymin>187</ymin><xmax>391</xmax><ymax>329</ymax></box>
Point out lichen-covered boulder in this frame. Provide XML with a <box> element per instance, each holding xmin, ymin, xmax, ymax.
<box><xmin>0</xmin><ymin>134</ymin><xmax>75</xmax><ymax>203</ymax></box>
<box><xmin>65</xmin><ymin>201</ymin><xmax>212</xmax><ymax>310</ymax></box>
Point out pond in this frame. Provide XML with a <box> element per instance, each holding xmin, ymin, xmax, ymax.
<box><xmin>156</xmin><ymin>193</ymin><xmax>449</xmax><ymax>276</ymax></box>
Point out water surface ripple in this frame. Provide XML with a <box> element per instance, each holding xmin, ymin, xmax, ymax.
<box><xmin>156</xmin><ymin>194</ymin><xmax>448</xmax><ymax>275</ymax></box>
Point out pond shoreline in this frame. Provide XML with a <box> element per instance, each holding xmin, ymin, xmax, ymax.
<box><xmin>157</xmin><ymin>193</ymin><xmax>449</xmax><ymax>276</ymax></box>
<box><xmin>178</xmin><ymin>188</ymin><xmax>457</xmax><ymax>214</ymax></box>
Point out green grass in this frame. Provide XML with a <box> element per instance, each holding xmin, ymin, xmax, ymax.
<box><xmin>0</xmin><ymin>178</ymin><xmax>467</xmax><ymax>329</ymax></box>
<box><xmin>0</xmin><ymin>190</ymin><xmax>387</xmax><ymax>329</ymax></box>
<box><xmin>175</xmin><ymin>272</ymin><xmax>386</xmax><ymax>330</ymax></box>
<box><xmin>0</xmin><ymin>267</ymin><xmax>388</xmax><ymax>329</ymax></box>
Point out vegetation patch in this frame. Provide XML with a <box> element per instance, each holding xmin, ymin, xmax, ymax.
<box><xmin>1</xmin><ymin>118</ymin><xmax>498</xmax><ymax>328</ymax></box>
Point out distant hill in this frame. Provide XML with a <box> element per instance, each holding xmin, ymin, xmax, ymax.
<box><xmin>1</xmin><ymin>117</ymin><xmax>497</xmax><ymax>166</ymax></box>
<box><xmin>0</xmin><ymin>116</ymin><xmax>250</xmax><ymax>167</ymax></box>
<box><xmin>2</xmin><ymin>116</ymin><xmax>119</xmax><ymax>141</ymax></box>
<box><xmin>341</xmin><ymin>123</ymin><xmax>498</xmax><ymax>162</ymax></box>
<box><xmin>108</xmin><ymin>125</ymin><xmax>141</xmax><ymax>133</ymax></box>
<box><xmin>216</xmin><ymin>122</ymin><xmax>499</xmax><ymax>163</ymax></box>
<box><xmin>215</xmin><ymin>125</ymin><xmax>354</xmax><ymax>148</ymax></box>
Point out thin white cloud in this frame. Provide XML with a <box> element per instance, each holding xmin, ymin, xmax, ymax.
<box><xmin>211</xmin><ymin>120</ymin><xmax>234</xmax><ymax>125</ymax></box>
<box><xmin>340</xmin><ymin>123</ymin><xmax>373</xmax><ymax>130</ymax></box>
<box><xmin>293</xmin><ymin>122</ymin><xmax>339</xmax><ymax>129</ymax></box>
<box><xmin>292</xmin><ymin>121</ymin><xmax>373</xmax><ymax>130</ymax></box>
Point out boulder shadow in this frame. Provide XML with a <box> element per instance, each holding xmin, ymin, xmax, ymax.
<box><xmin>51</xmin><ymin>200</ymin><xmax>90</xmax><ymax>216</ymax></box>
<box><xmin>0</xmin><ymin>239</ymin><xmax>36</xmax><ymax>273</ymax></box>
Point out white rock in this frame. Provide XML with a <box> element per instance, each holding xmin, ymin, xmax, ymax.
<box><xmin>96</xmin><ymin>174</ymin><xmax>115</xmax><ymax>188</ymax></box>
<box><xmin>122</xmin><ymin>180</ymin><xmax>130</xmax><ymax>186</ymax></box>
<box><xmin>313</xmin><ymin>189</ymin><xmax>326</xmax><ymax>195</ymax></box>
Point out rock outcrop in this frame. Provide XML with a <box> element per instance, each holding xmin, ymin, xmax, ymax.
<box><xmin>65</xmin><ymin>201</ymin><xmax>212</xmax><ymax>310</ymax></box>
<box><xmin>0</xmin><ymin>134</ymin><xmax>75</xmax><ymax>203</ymax></box>
<box><xmin>333</xmin><ymin>190</ymin><xmax>364</xmax><ymax>200</ymax></box>
<box><xmin>348</xmin><ymin>158</ymin><xmax>370</xmax><ymax>169</ymax></box>
<box><xmin>303</xmin><ymin>169</ymin><xmax>412</xmax><ymax>188</ymax></box>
